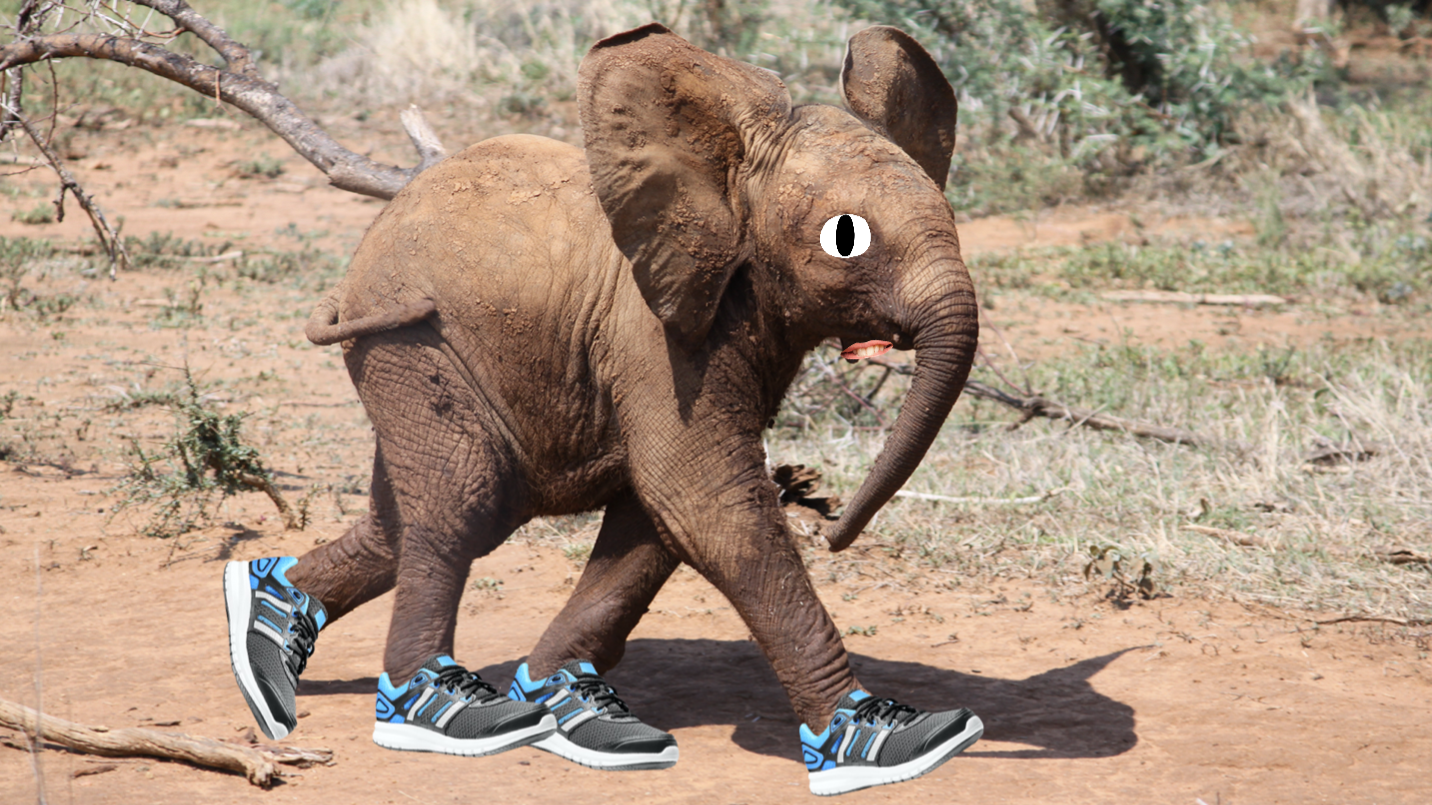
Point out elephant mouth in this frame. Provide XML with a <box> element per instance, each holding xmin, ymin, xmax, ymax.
<box><xmin>840</xmin><ymin>340</ymin><xmax>893</xmax><ymax>362</ymax></box>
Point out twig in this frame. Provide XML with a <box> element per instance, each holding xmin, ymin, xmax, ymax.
<box><xmin>863</xmin><ymin>358</ymin><xmax>1237</xmax><ymax>450</ymax></box>
<box><xmin>1311</xmin><ymin>615</ymin><xmax>1431</xmax><ymax>627</ymax></box>
<box><xmin>1183</xmin><ymin>524</ymin><xmax>1268</xmax><ymax>548</ymax></box>
<box><xmin>1100</xmin><ymin>290</ymin><xmax>1290</xmax><ymax>307</ymax></box>
<box><xmin>16</xmin><ymin>115</ymin><xmax>130</xmax><ymax>279</ymax></box>
<box><xmin>237</xmin><ymin>473</ymin><xmax>299</xmax><ymax>530</ymax></box>
<box><xmin>895</xmin><ymin>487</ymin><xmax>1066</xmax><ymax>505</ymax></box>
<box><xmin>1189</xmin><ymin>525</ymin><xmax>1428</xmax><ymax>568</ymax></box>
<box><xmin>0</xmin><ymin>699</ymin><xmax>333</xmax><ymax>788</ymax></box>
<box><xmin>962</xmin><ymin>379</ymin><xmax>1243</xmax><ymax>451</ymax></box>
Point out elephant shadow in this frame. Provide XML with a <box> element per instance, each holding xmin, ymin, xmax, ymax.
<box><xmin>464</xmin><ymin>638</ymin><xmax>1141</xmax><ymax>762</ymax></box>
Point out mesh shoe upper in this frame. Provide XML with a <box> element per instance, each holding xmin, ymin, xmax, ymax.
<box><xmin>800</xmin><ymin>690</ymin><xmax>978</xmax><ymax>771</ymax></box>
<box><xmin>509</xmin><ymin>660</ymin><xmax>675</xmax><ymax>754</ymax></box>
<box><xmin>377</xmin><ymin>655</ymin><xmax>550</xmax><ymax>739</ymax></box>
<box><xmin>229</xmin><ymin>556</ymin><xmax>327</xmax><ymax>739</ymax></box>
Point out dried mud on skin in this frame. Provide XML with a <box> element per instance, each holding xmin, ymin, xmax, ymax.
<box><xmin>0</xmin><ymin>124</ymin><xmax>1430</xmax><ymax>804</ymax></box>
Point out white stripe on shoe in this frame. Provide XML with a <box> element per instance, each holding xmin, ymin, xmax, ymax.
<box><xmin>808</xmin><ymin>714</ymin><xmax>984</xmax><ymax>797</ymax></box>
<box><xmin>224</xmin><ymin>561</ymin><xmax>290</xmax><ymax>741</ymax></box>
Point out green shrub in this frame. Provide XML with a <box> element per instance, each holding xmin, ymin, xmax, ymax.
<box><xmin>833</xmin><ymin>0</ymin><xmax>1325</xmax><ymax>162</ymax></box>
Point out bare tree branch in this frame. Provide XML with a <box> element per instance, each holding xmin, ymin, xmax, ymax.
<box><xmin>128</xmin><ymin>0</ymin><xmax>259</xmax><ymax>77</ymax></box>
<box><xmin>0</xmin><ymin>32</ymin><xmax>433</xmax><ymax>199</ymax></box>
<box><xmin>401</xmin><ymin>104</ymin><xmax>448</xmax><ymax>173</ymax></box>
<box><xmin>16</xmin><ymin>114</ymin><xmax>130</xmax><ymax>278</ymax></box>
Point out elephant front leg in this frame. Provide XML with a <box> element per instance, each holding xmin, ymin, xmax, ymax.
<box><xmin>638</xmin><ymin>466</ymin><xmax>861</xmax><ymax>734</ymax></box>
<box><xmin>526</xmin><ymin>491</ymin><xmax>681</xmax><ymax>677</ymax></box>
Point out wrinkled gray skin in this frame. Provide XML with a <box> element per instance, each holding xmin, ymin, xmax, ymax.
<box><xmin>288</xmin><ymin>23</ymin><xmax>977</xmax><ymax>733</ymax></box>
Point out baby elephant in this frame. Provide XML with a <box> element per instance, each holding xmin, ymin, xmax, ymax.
<box><xmin>223</xmin><ymin>23</ymin><xmax>981</xmax><ymax>795</ymax></box>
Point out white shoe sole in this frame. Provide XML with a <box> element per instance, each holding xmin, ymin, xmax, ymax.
<box><xmin>809</xmin><ymin>714</ymin><xmax>984</xmax><ymax>796</ymax></box>
<box><xmin>373</xmin><ymin>715</ymin><xmax>557</xmax><ymax>757</ymax></box>
<box><xmin>224</xmin><ymin>561</ymin><xmax>290</xmax><ymax>741</ymax></box>
<box><xmin>533</xmin><ymin>730</ymin><xmax>679</xmax><ymax>770</ymax></box>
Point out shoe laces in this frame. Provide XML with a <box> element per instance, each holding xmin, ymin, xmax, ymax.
<box><xmin>433</xmin><ymin>666</ymin><xmax>500</xmax><ymax>703</ymax></box>
<box><xmin>284</xmin><ymin>598</ymin><xmax>320</xmax><ymax>677</ymax></box>
<box><xmin>851</xmin><ymin>696</ymin><xmax>921</xmax><ymax>729</ymax></box>
<box><xmin>568</xmin><ymin>676</ymin><xmax>629</xmax><ymax>715</ymax></box>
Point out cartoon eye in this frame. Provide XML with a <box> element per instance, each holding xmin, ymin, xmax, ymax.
<box><xmin>820</xmin><ymin>214</ymin><xmax>871</xmax><ymax>258</ymax></box>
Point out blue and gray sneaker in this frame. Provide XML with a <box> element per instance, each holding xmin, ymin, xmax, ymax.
<box><xmin>373</xmin><ymin>655</ymin><xmax>556</xmax><ymax>756</ymax></box>
<box><xmin>223</xmin><ymin>556</ymin><xmax>327</xmax><ymax>740</ymax></box>
<box><xmin>508</xmin><ymin>660</ymin><xmax>679</xmax><ymax>770</ymax></box>
<box><xmin>800</xmin><ymin>690</ymin><xmax>983</xmax><ymax>796</ymax></box>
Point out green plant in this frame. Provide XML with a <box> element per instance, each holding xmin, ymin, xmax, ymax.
<box><xmin>11</xmin><ymin>202</ymin><xmax>55</xmax><ymax>225</ymax></box>
<box><xmin>562</xmin><ymin>542</ymin><xmax>593</xmax><ymax>564</ymax></box>
<box><xmin>470</xmin><ymin>576</ymin><xmax>505</xmax><ymax>592</ymax></box>
<box><xmin>125</xmin><ymin>232</ymin><xmax>235</xmax><ymax>270</ymax></box>
<box><xmin>1083</xmin><ymin>544</ymin><xmax>1158</xmax><ymax>599</ymax></box>
<box><xmin>233</xmin><ymin>155</ymin><xmax>286</xmax><ymax>179</ymax></box>
<box><xmin>1</xmin><ymin>236</ymin><xmax>55</xmax><ymax>311</ymax></box>
<box><xmin>111</xmin><ymin>368</ymin><xmax>298</xmax><ymax>537</ymax></box>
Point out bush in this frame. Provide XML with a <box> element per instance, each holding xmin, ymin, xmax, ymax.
<box><xmin>833</xmin><ymin>0</ymin><xmax>1325</xmax><ymax>162</ymax></box>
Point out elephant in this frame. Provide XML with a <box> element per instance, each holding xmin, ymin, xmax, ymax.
<box><xmin>255</xmin><ymin>21</ymin><xmax>980</xmax><ymax>790</ymax></box>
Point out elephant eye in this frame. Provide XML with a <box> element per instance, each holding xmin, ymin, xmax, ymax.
<box><xmin>820</xmin><ymin>214</ymin><xmax>871</xmax><ymax>258</ymax></box>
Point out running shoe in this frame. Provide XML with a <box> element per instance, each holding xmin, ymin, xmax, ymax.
<box><xmin>800</xmin><ymin>690</ymin><xmax>983</xmax><ymax>796</ymax></box>
<box><xmin>223</xmin><ymin>556</ymin><xmax>327</xmax><ymax>740</ymax></box>
<box><xmin>373</xmin><ymin>654</ymin><xmax>555</xmax><ymax>756</ymax></box>
<box><xmin>508</xmin><ymin>660</ymin><xmax>678</xmax><ymax>770</ymax></box>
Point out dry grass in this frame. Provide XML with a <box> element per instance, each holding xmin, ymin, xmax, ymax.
<box><xmin>763</xmin><ymin>339</ymin><xmax>1432</xmax><ymax>622</ymax></box>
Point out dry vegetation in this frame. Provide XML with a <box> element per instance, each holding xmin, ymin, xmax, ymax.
<box><xmin>1</xmin><ymin>0</ymin><xmax>1429</xmax><ymax>629</ymax></box>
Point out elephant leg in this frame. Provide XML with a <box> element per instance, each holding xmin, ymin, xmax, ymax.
<box><xmin>525</xmin><ymin>491</ymin><xmax>680</xmax><ymax>677</ymax></box>
<box><xmin>286</xmin><ymin>447</ymin><xmax>402</xmax><ymax>622</ymax></box>
<box><xmin>672</xmin><ymin>502</ymin><xmax>859</xmax><ymax>734</ymax></box>
<box><xmin>338</xmin><ymin>329</ymin><xmax>526</xmax><ymax>683</ymax></box>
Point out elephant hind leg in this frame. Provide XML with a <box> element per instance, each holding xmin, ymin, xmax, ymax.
<box><xmin>525</xmin><ymin>491</ymin><xmax>680</xmax><ymax>677</ymax></box>
<box><xmin>342</xmin><ymin>330</ymin><xmax>528</xmax><ymax>682</ymax></box>
<box><xmin>286</xmin><ymin>447</ymin><xmax>402</xmax><ymax>622</ymax></box>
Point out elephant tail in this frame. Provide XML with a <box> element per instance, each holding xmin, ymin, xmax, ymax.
<box><xmin>305</xmin><ymin>289</ymin><xmax>437</xmax><ymax>346</ymax></box>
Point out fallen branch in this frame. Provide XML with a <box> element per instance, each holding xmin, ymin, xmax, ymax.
<box><xmin>0</xmin><ymin>698</ymin><xmax>332</xmax><ymax>787</ymax></box>
<box><xmin>860</xmin><ymin>358</ymin><xmax>1240</xmax><ymax>451</ymax></box>
<box><xmin>895</xmin><ymin>487</ymin><xmax>1066</xmax><ymax>505</ymax></box>
<box><xmin>1100</xmin><ymin>290</ymin><xmax>1290</xmax><ymax>307</ymax></box>
<box><xmin>1311</xmin><ymin>615</ymin><xmax>1432</xmax><ymax>627</ymax></box>
<box><xmin>1186</xmin><ymin>525</ymin><xmax>1429</xmax><ymax>568</ymax></box>
<box><xmin>962</xmin><ymin>378</ymin><xmax>1243</xmax><ymax>451</ymax></box>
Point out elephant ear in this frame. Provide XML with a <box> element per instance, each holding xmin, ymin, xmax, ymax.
<box><xmin>579</xmin><ymin>23</ymin><xmax>792</xmax><ymax>349</ymax></box>
<box><xmin>840</xmin><ymin>26</ymin><xmax>957</xmax><ymax>189</ymax></box>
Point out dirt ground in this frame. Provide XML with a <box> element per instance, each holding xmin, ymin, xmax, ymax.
<box><xmin>2</xmin><ymin>123</ymin><xmax>1430</xmax><ymax>804</ymax></box>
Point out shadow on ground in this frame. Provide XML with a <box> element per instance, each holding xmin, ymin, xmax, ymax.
<box><xmin>303</xmin><ymin>638</ymin><xmax>1138</xmax><ymax>762</ymax></box>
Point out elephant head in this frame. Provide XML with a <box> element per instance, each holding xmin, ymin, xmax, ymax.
<box><xmin>579</xmin><ymin>24</ymin><xmax>978</xmax><ymax>552</ymax></box>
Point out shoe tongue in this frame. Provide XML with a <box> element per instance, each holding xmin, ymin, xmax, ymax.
<box><xmin>558</xmin><ymin>659</ymin><xmax>600</xmax><ymax>680</ymax></box>
<box><xmin>836</xmin><ymin>690</ymin><xmax>873</xmax><ymax>711</ymax></box>
<box><xmin>420</xmin><ymin>654</ymin><xmax>462</xmax><ymax>674</ymax></box>
<box><xmin>291</xmin><ymin>590</ymin><xmax>328</xmax><ymax>631</ymax></box>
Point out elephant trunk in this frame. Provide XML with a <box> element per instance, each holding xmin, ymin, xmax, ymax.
<box><xmin>823</xmin><ymin>268</ymin><xmax>978</xmax><ymax>552</ymax></box>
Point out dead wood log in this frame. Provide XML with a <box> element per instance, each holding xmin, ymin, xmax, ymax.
<box><xmin>0</xmin><ymin>0</ymin><xmax>445</xmax><ymax>200</ymax></box>
<box><xmin>0</xmin><ymin>698</ymin><xmax>332</xmax><ymax>787</ymax></box>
